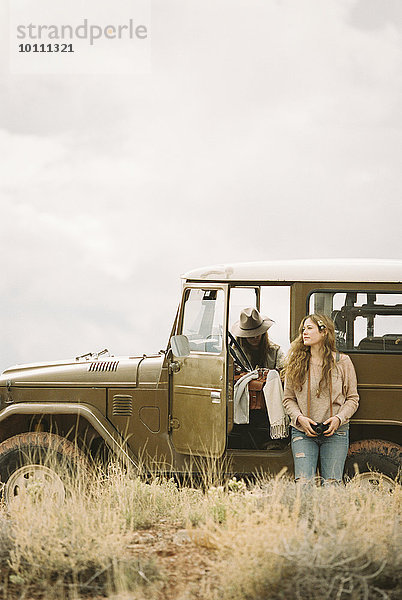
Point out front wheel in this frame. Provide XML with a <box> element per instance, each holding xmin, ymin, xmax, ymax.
<box><xmin>344</xmin><ymin>439</ymin><xmax>401</xmax><ymax>491</ymax></box>
<box><xmin>0</xmin><ymin>432</ymin><xmax>89</xmax><ymax>505</ymax></box>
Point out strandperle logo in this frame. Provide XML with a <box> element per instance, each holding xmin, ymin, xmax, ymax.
<box><xmin>16</xmin><ymin>18</ymin><xmax>148</xmax><ymax>46</ymax></box>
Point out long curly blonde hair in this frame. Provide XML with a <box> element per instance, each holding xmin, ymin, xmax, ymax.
<box><xmin>284</xmin><ymin>313</ymin><xmax>337</xmax><ymax>395</ymax></box>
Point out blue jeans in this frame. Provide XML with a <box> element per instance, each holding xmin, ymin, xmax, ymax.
<box><xmin>291</xmin><ymin>424</ymin><xmax>349</xmax><ymax>482</ymax></box>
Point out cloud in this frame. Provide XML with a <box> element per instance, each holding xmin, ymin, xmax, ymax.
<box><xmin>348</xmin><ymin>0</ymin><xmax>402</xmax><ymax>32</ymax></box>
<box><xmin>0</xmin><ymin>0</ymin><xmax>401</xmax><ymax>371</ymax></box>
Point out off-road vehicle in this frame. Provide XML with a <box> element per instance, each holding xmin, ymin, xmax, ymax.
<box><xmin>0</xmin><ymin>259</ymin><xmax>400</xmax><ymax>501</ymax></box>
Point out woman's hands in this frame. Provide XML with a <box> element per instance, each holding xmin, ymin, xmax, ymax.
<box><xmin>323</xmin><ymin>416</ymin><xmax>341</xmax><ymax>436</ymax></box>
<box><xmin>296</xmin><ymin>415</ymin><xmax>341</xmax><ymax>437</ymax></box>
<box><xmin>296</xmin><ymin>415</ymin><xmax>319</xmax><ymax>437</ymax></box>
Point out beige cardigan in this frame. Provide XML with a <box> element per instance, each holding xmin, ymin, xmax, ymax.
<box><xmin>283</xmin><ymin>354</ymin><xmax>359</xmax><ymax>430</ymax></box>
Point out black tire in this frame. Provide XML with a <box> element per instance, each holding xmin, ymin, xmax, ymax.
<box><xmin>344</xmin><ymin>439</ymin><xmax>401</xmax><ymax>489</ymax></box>
<box><xmin>0</xmin><ymin>432</ymin><xmax>89</xmax><ymax>505</ymax></box>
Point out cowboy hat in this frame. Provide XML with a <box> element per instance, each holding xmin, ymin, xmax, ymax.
<box><xmin>231</xmin><ymin>307</ymin><xmax>275</xmax><ymax>338</ymax></box>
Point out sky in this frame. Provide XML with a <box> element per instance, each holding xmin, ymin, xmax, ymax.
<box><xmin>0</xmin><ymin>0</ymin><xmax>401</xmax><ymax>372</ymax></box>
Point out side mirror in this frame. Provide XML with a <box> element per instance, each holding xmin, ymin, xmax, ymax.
<box><xmin>170</xmin><ymin>335</ymin><xmax>190</xmax><ymax>358</ymax></box>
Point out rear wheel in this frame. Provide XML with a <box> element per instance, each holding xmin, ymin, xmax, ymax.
<box><xmin>344</xmin><ymin>439</ymin><xmax>401</xmax><ymax>491</ymax></box>
<box><xmin>0</xmin><ymin>432</ymin><xmax>89</xmax><ymax>505</ymax></box>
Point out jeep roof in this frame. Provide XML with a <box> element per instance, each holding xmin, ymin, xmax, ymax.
<box><xmin>183</xmin><ymin>258</ymin><xmax>402</xmax><ymax>283</ymax></box>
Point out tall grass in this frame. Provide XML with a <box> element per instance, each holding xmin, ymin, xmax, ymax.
<box><xmin>206</xmin><ymin>478</ymin><xmax>401</xmax><ymax>600</ymax></box>
<box><xmin>0</xmin><ymin>460</ymin><xmax>400</xmax><ymax>599</ymax></box>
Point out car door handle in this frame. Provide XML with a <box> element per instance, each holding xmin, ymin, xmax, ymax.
<box><xmin>211</xmin><ymin>391</ymin><xmax>221</xmax><ymax>403</ymax></box>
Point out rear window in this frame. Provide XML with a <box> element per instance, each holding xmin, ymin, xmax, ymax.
<box><xmin>308</xmin><ymin>291</ymin><xmax>402</xmax><ymax>353</ymax></box>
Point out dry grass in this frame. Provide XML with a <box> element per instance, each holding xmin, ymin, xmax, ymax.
<box><xmin>205</xmin><ymin>477</ymin><xmax>402</xmax><ymax>600</ymax></box>
<box><xmin>0</xmin><ymin>461</ymin><xmax>400</xmax><ymax>600</ymax></box>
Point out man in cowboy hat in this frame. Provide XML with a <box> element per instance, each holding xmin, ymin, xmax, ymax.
<box><xmin>230</xmin><ymin>307</ymin><xmax>287</xmax><ymax>450</ymax></box>
<box><xmin>231</xmin><ymin>307</ymin><xmax>285</xmax><ymax>371</ymax></box>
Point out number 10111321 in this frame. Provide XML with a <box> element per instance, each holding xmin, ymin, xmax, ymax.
<box><xmin>18</xmin><ymin>43</ymin><xmax>74</xmax><ymax>52</ymax></box>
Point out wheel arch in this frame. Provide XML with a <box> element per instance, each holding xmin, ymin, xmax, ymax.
<box><xmin>0</xmin><ymin>403</ymin><xmax>138</xmax><ymax>469</ymax></box>
<box><xmin>349</xmin><ymin>422</ymin><xmax>401</xmax><ymax>448</ymax></box>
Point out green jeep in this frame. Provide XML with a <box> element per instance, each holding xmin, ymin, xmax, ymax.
<box><xmin>0</xmin><ymin>259</ymin><xmax>400</xmax><ymax>501</ymax></box>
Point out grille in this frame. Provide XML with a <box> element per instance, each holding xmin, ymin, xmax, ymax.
<box><xmin>88</xmin><ymin>361</ymin><xmax>119</xmax><ymax>372</ymax></box>
<box><xmin>112</xmin><ymin>395</ymin><xmax>133</xmax><ymax>416</ymax></box>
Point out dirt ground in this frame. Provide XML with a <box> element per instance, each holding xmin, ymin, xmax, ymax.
<box><xmin>0</xmin><ymin>521</ymin><xmax>219</xmax><ymax>600</ymax></box>
<box><xmin>125</xmin><ymin>522</ymin><xmax>219</xmax><ymax>599</ymax></box>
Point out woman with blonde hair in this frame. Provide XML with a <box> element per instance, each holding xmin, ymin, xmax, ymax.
<box><xmin>283</xmin><ymin>313</ymin><xmax>359</xmax><ymax>483</ymax></box>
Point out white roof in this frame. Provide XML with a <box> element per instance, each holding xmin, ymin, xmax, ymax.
<box><xmin>182</xmin><ymin>259</ymin><xmax>402</xmax><ymax>283</ymax></box>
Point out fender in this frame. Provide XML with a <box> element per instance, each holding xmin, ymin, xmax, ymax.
<box><xmin>0</xmin><ymin>402</ymin><xmax>138</xmax><ymax>468</ymax></box>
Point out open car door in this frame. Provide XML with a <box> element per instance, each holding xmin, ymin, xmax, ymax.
<box><xmin>170</xmin><ymin>285</ymin><xmax>228</xmax><ymax>457</ymax></box>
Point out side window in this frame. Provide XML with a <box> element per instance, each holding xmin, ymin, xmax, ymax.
<box><xmin>229</xmin><ymin>287</ymin><xmax>259</xmax><ymax>331</ymax></box>
<box><xmin>181</xmin><ymin>289</ymin><xmax>225</xmax><ymax>353</ymax></box>
<box><xmin>309</xmin><ymin>291</ymin><xmax>402</xmax><ymax>353</ymax></box>
<box><xmin>260</xmin><ymin>286</ymin><xmax>291</xmax><ymax>352</ymax></box>
<box><xmin>229</xmin><ymin>285</ymin><xmax>290</xmax><ymax>352</ymax></box>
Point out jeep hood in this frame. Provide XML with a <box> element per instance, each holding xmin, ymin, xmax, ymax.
<box><xmin>0</xmin><ymin>354</ymin><xmax>164</xmax><ymax>388</ymax></box>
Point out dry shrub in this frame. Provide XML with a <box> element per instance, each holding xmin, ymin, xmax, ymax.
<box><xmin>2</xmin><ymin>464</ymin><xmax>183</xmax><ymax>597</ymax></box>
<box><xmin>0</xmin><ymin>457</ymin><xmax>400</xmax><ymax>600</ymax></box>
<box><xmin>97</xmin><ymin>463</ymin><xmax>210</xmax><ymax>530</ymax></box>
<box><xmin>207</xmin><ymin>477</ymin><xmax>402</xmax><ymax>600</ymax></box>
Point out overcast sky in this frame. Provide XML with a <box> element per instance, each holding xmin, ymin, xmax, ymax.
<box><xmin>0</xmin><ymin>0</ymin><xmax>401</xmax><ymax>372</ymax></box>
